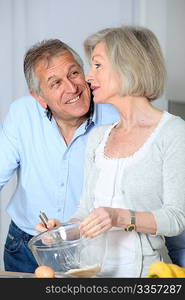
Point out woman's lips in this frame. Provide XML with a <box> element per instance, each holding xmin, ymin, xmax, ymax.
<box><xmin>91</xmin><ymin>86</ymin><xmax>100</xmax><ymax>94</ymax></box>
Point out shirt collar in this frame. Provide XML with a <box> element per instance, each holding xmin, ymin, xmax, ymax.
<box><xmin>85</xmin><ymin>100</ymin><xmax>95</xmax><ymax>130</ymax></box>
<box><xmin>39</xmin><ymin>98</ymin><xmax>96</xmax><ymax>130</ymax></box>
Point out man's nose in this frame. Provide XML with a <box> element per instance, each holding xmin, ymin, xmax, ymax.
<box><xmin>65</xmin><ymin>79</ymin><xmax>77</xmax><ymax>93</ymax></box>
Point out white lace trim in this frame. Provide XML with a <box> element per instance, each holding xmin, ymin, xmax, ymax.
<box><xmin>95</xmin><ymin>111</ymin><xmax>172</xmax><ymax>169</ymax></box>
<box><xmin>93</xmin><ymin>111</ymin><xmax>173</xmax><ymax>207</ymax></box>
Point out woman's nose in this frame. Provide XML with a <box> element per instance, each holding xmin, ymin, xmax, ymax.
<box><xmin>85</xmin><ymin>70</ymin><xmax>93</xmax><ymax>83</ymax></box>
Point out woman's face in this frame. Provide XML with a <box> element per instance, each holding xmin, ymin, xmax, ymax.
<box><xmin>86</xmin><ymin>42</ymin><xmax>121</xmax><ymax>104</ymax></box>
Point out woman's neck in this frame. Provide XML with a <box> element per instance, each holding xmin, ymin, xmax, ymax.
<box><xmin>114</xmin><ymin>95</ymin><xmax>163</xmax><ymax>130</ymax></box>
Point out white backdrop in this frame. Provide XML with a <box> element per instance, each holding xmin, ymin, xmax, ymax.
<box><xmin>0</xmin><ymin>0</ymin><xmax>184</xmax><ymax>270</ymax></box>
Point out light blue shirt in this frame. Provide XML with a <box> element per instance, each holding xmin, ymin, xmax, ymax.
<box><xmin>0</xmin><ymin>95</ymin><xmax>119</xmax><ymax>235</ymax></box>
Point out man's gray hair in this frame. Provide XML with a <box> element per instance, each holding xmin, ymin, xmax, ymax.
<box><xmin>24</xmin><ymin>39</ymin><xmax>84</xmax><ymax>95</ymax></box>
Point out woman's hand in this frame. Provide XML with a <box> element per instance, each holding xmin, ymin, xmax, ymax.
<box><xmin>35</xmin><ymin>218</ymin><xmax>61</xmax><ymax>233</ymax></box>
<box><xmin>79</xmin><ymin>207</ymin><xmax>116</xmax><ymax>238</ymax></box>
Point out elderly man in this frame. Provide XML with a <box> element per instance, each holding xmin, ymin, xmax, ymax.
<box><xmin>0</xmin><ymin>39</ymin><xmax>119</xmax><ymax>273</ymax></box>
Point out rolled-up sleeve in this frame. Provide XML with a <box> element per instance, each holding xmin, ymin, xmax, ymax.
<box><xmin>0</xmin><ymin>105</ymin><xmax>20</xmax><ymax>189</ymax></box>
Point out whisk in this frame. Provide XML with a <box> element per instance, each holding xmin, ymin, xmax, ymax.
<box><xmin>38</xmin><ymin>211</ymin><xmax>80</xmax><ymax>271</ymax></box>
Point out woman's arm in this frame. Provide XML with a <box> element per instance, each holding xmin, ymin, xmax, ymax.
<box><xmin>152</xmin><ymin>119</ymin><xmax>185</xmax><ymax>236</ymax></box>
<box><xmin>79</xmin><ymin>207</ymin><xmax>157</xmax><ymax>237</ymax></box>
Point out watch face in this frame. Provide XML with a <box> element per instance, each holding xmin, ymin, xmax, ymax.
<box><xmin>126</xmin><ymin>224</ymin><xmax>136</xmax><ymax>232</ymax></box>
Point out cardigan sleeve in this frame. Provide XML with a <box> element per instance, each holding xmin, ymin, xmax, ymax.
<box><xmin>152</xmin><ymin>117</ymin><xmax>185</xmax><ymax>236</ymax></box>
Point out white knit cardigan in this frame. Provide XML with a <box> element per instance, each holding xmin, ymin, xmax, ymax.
<box><xmin>73</xmin><ymin>112</ymin><xmax>185</xmax><ymax>277</ymax></box>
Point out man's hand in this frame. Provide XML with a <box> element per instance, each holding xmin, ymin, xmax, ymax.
<box><xmin>35</xmin><ymin>218</ymin><xmax>61</xmax><ymax>233</ymax></box>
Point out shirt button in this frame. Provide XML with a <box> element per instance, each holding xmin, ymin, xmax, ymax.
<box><xmin>61</xmin><ymin>183</ymin><xmax>64</xmax><ymax>187</ymax></box>
<box><xmin>58</xmin><ymin>208</ymin><xmax>61</xmax><ymax>212</ymax></box>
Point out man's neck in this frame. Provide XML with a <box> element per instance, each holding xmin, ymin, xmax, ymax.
<box><xmin>55</xmin><ymin>115</ymin><xmax>88</xmax><ymax>145</ymax></box>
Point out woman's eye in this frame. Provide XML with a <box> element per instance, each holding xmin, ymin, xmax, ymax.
<box><xmin>95</xmin><ymin>63</ymin><xmax>101</xmax><ymax>69</ymax></box>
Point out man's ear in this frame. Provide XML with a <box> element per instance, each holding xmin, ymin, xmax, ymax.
<box><xmin>29</xmin><ymin>90</ymin><xmax>47</xmax><ymax>109</ymax></box>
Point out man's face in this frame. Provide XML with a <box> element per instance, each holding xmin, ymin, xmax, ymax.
<box><xmin>31</xmin><ymin>52</ymin><xmax>91</xmax><ymax>123</ymax></box>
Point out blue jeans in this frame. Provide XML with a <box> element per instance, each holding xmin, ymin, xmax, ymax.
<box><xmin>4</xmin><ymin>220</ymin><xmax>38</xmax><ymax>273</ymax></box>
<box><xmin>165</xmin><ymin>231</ymin><xmax>185</xmax><ymax>267</ymax></box>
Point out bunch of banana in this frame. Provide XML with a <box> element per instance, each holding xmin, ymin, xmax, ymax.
<box><xmin>147</xmin><ymin>261</ymin><xmax>185</xmax><ymax>278</ymax></box>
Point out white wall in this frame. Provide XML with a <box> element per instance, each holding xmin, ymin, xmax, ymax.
<box><xmin>21</xmin><ymin>0</ymin><xmax>137</xmax><ymax>76</ymax></box>
<box><xmin>138</xmin><ymin>0</ymin><xmax>185</xmax><ymax>105</ymax></box>
<box><xmin>166</xmin><ymin>0</ymin><xmax>185</xmax><ymax>102</ymax></box>
<box><xmin>135</xmin><ymin>0</ymin><xmax>168</xmax><ymax>110</ymax></box>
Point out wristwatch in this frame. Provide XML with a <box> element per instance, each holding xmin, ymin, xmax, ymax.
<box><xmin>125</xmin><ymin>210</ymin><xmax>136</xmax><ymax>232</ymax></box>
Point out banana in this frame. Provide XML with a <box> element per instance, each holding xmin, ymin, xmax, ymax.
<box><xmin>147</xmin><ymin>261</ymin><xmax>185</xmax><ymax>278</ymax></box>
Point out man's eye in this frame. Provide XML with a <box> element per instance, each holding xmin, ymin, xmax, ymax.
<box><xmin>51</xmin><ymin>81</ymin><xmax>61</xmax><ymax>88</ymax></box>
<box><xmin>69</xmin><ymin>71</ymin><xmax>79</xmax><ymax>78</ymax></box>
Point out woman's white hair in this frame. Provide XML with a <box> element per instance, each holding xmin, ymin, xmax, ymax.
<box><xmin>84</xmin><ymin>26</ymin><xmax>166</xmax><ymax>101</ymax></box>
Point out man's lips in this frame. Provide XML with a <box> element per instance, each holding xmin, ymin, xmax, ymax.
<box><xmin>66</xmin><ymin>95</ymin><xmax>79</xmax><ymax>104</ymax></box>
<box><xmin>65</xmin><ymin>92</ymin><xmax>82</xmax><ymax>104</ymax></box>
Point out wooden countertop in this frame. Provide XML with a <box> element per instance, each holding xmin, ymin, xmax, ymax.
<box><xmin>0</xmin><ymin>270</ymin><xmax>35</xmax><ymax>278</ymax></box>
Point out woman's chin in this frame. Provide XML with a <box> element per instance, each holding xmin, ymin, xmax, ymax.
<box><xmin>93</xmin><ymin>97</ymin><xmax>107</xmax><ymax>104</ymax></box>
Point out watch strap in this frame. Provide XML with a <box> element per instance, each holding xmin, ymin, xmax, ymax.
<box><xmin>125</xmin><ymin>210</ymin><xmax>136</xmax><ymax>232</ymax></box>
<box><xmin>130</xmin><ymin>210</ymin><xmax>136</xmax><ymax>225</ymax></box>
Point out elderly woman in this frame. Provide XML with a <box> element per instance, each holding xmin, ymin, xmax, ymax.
<box><xmin>37</xmin><ymin>26</ymin><xmax>185</xmax><ymax>277</ymax></box>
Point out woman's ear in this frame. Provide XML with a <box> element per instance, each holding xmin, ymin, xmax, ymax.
<box><xmin>29</xmin><ymin>90</ymin><xmax>47</xmax><ymax>109</ymax></box>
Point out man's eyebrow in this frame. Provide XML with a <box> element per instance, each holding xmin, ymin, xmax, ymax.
<box><xmin>68</xmin><ymin>64</ymin><xmax>81</xmax><ymax>72</ymax></box>
<box><xmin>47</xmin><ymin>75</ymin><xmax>57</xmax><ymax>83</ymax></box>
<box><xmin>47</xmin><ymin>64</ymin><xmax>80</xmax><ymax>82</ymax></box>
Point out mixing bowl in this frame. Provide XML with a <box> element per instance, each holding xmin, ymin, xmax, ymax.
<box><xmin>28</xmin><ymin>221</ymin><xmax>105</xmax><ymax>277</ymax></box>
